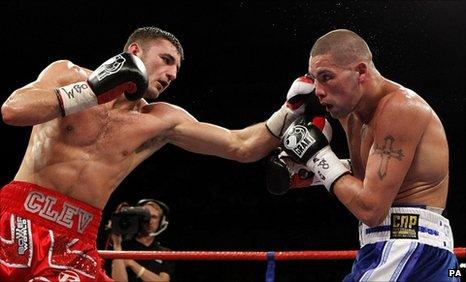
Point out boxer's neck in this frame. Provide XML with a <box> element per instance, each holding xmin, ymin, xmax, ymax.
<box><xmin>110</xmin><ymin>95</ymin><xmax>141</xmax><ymax>111</ymax></box>
<box><xmin>354</xmin><ymin>75</ymin><xmax>387</xmax><ymax>124</ymax></box>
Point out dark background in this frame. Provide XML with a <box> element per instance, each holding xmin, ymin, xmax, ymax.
<box><xmin>1</xmin><ymin>1</ymin><xmax>465</xmax><ymax>281</ymax></box>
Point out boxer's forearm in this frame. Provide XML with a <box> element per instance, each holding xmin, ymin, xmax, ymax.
<box><xmin>169</xmin><ymin>121</ymin><xmax>280</xmax><ymax>163</ymax></box>
<box><xmin>230</xmin><ymin>122</ymin><xmax>281</xmax><ymax>162</ymax></box>
<box><xmin>1</xmin><ymin>87</ymin><xmax>63</xmax><ymax>126</ymax></box>
<box><xmin>332</xmin><ymin>175</ymin><xmax>389</xmax><ymax>227</ymax></box>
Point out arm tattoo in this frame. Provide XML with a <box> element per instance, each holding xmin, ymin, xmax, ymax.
<box><xmin>372</xmin><ymin>135</ymin><xmax>405</xmax><ymax>180</ymax></box>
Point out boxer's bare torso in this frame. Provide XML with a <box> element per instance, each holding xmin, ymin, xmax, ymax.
<box><xmin>341</xmin><ymin>80</ymin><xmax>449</xmax><ymax>209</ymax></box>
<box><xmin>14</xmin><ymin>62</ymin><xmax>188</xmax><ymax>208</ymax></box>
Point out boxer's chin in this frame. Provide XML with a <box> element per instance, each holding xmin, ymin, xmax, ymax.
<box><xmin>144</xmin><ymin>86</ymin><xmax>161</xmax><ymax>100</ymax></box>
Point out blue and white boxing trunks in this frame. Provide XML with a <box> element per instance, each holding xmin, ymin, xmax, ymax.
<box><xmin>343</xmin><ymin>207</ymin><xmax>460</xmax><ymax>282</ymax></box>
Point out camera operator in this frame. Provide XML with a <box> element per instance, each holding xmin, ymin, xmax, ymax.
<box><xmin>110</xmin><ymin>199</ymin><xmax>174</xmax><ymax>282</ymax></box>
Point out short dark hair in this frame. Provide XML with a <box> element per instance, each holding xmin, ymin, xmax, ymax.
<box><xmin>311</xmin><ymin>29</ymin><xmax>372</xmax><ymax>66</ymax></box>
<box><xmin>124</xmin><ymin>26</ymin><xmax>184</xmax><ymax>60</ymax></box>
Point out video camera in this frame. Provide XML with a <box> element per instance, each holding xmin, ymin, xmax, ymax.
<box><xmin>110</xmin><ymin>206</ymin><xmax>151</xmax><ymax>241</ymax></box>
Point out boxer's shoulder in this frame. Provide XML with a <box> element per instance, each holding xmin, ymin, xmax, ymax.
<box><xmin>42</xmin><ymin>60</ymin><xmax>87</xmax><ymax>76</ymax></box>
<box><xmin>142</xmin><ymin>101</ymin><xmax>196</xmax><ymax>123</ymax></box>
<box><xmin>375</xmin><ymin>87</ymin><xmax>431</xmax><ymax>126</ymax></box>
<box><xmin>379</xmin><ymin>84</ymin><xmax>428</xmax><ymax>110</ymax></box>
<box><xmin>37</xmin><ymin>60</ymin><xmax>89</xmax><ymax>87</ymax></box>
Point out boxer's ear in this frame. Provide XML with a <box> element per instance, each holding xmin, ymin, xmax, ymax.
<box><xmin>127</xmin><ymin>43</ymin><xmax>141</xmax><ymax>55</ymax></box>
<box><xmin>356</xmin><ymin>62</ymin><xmax>367</xmax><ymax>83</ymax></box>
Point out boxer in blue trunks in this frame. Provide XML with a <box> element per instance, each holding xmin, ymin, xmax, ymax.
<box><xmin>279</xmin><ymin>29</ymin><xmax>459</xmax><ymax>281</ymax></box>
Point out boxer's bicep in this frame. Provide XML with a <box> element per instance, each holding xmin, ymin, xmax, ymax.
<box><xmin>6</xmin><ymin>62</ymin><xmax>60</xmax><ymax>101</ymax></box>
<box><xmin>359</xmin><ymin>137</ymin><xmax>415</xmax><ymax>224</ymax></box>
<box><xmin>24</xmin><ymin>60</ymin><xmax>81</xmax><ymax>90</ymax></box>
<box><xmin>358</xmin><ymin>96</ymin><xmax>429</xmax><ymax>223</ymax></box>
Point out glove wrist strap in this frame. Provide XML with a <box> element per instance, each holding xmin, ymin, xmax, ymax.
<box><xmin>266</xmin><ymin>104</ymin><xmax>299</xmax><ymax>138</ymax></box>
<box><xmin>306</xmin><ymin>146</ymin><xmax>350</xmax><ymax>192</ymax></box>
<box><xmin>56</xmin><ymin>81</ymin><xmax>97</xmax><ymax>116</ymax></box>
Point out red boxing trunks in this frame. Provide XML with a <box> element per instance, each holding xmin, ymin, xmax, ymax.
<box><xmin>0</xmin><ymin>181</ymin><xmax>112</xmax><ymax>282</ymax></box>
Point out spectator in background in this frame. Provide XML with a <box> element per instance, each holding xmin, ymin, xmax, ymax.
<box><xmin>110</xmin><ymin>199</ymin><xmax>174</xmax><ymax>281</ymax></box>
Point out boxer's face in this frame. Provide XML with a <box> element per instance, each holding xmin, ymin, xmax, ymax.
<box><xmin>309</xmin><ymin>54</ymin><xmax>361</xmax><ymax>119</ymax></box>
<box><xmin>139</xmin><ymin>39</ymin><xmax>181</xmax><ymax>100</ymax></box>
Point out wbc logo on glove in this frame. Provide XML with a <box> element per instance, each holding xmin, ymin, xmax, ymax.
<box><xmin>283</xmin><ymin>125</ymin><xmax>316</xmax><ymax>158</ymax></box>
<box><xmin>94</xmin><ymin>54</ymin><xmax>126</xmax><ymax>81</ymax></box>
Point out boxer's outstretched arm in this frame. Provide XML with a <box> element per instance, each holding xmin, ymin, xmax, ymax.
<box><xmin>163</xmin><ymin>76</ymin><xmax>315</xmax><ymax>162</ymax></box>
<box><xmin>169</xmin><ymin>117</ymin><xmax>280</xmax><ymax>163</ymax></box>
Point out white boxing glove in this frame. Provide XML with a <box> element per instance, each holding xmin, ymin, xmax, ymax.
<box><xmin>279</xmin><ymin>118</ymin><xmax>333</xmax><ymax>189</ymax></box>
<box><xmin>281</xmin><ymin>151</ymin><xmax>352</xmax><ymax>189</ymax></box>
<box><xmin>266</xmin><ymin>76</ymin><xmax>315</xmax><ymax>138</ymax></box>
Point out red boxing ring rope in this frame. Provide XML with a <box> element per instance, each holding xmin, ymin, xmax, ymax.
<box><xmin>100</xmin><ymin>248</ymin><xmax>466</xmax><ymax>282</ymax></box>
<box><xmin>99</xmin><ymin>247</ymin><xmax>466</xmax><ymax>260</ymax></box>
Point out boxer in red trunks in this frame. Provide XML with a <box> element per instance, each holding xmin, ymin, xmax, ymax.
<box><xmin>0</xmin><ymin>26</ymin><xmax>316</xmax><ymax>281</ymax></box>
<box><xmin>0</xmin><ymin>181</ymin><xmax>109</xmax><ymax>281</ymax></box>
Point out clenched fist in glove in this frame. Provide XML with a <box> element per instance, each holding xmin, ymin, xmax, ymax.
<box><xmin>281</xmin><ymin>117</ymin><xmax>351</xmax><ymax>193</ymax></box>
<box><xmin>56</xmin><ymin>52</ymin><xmax>148</xmax><ymax>116</ymax></box>
<box><xmin>266</xmin><ymin>149</ymin><xmax>352</xmax><ymax>195</ymax></box>
<box><xmin>266</xmin><ymin>150</ymin><xmax>322</xmax><ymax>195</ymax></box>
<box><xmin>266</xmin><ymin>76</ymin><xmax>315</xmax><ymax>138</ymax></box>
<box><xmin>267</xmin><ymin>115</ymin><xmax>332</xmax><ymax>195</ymax></box>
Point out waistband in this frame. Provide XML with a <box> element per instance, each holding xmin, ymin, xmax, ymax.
<box><xmin>0</xmin><ymin>181</ymin><xmax>101</xmax><ymax>243</ymax></box>
<box><xmin>359</xmin><ymin>207</ymin><xmax>454</xmax><ymax>252</ymax></box>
